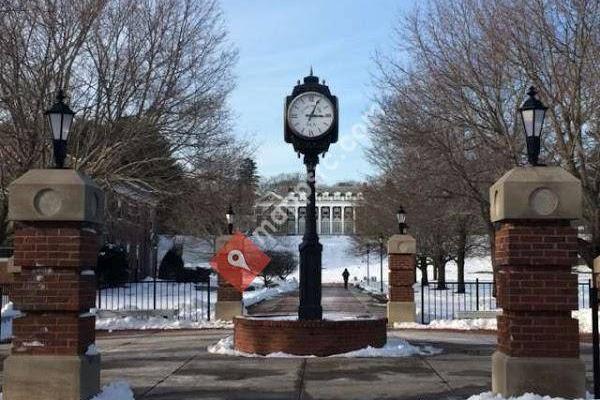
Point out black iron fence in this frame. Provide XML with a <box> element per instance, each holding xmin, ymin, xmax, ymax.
<box><xmin>417</xmin><ymin>279</ymin><xmax>593</xmax><ymax>324</ymax></box>
<box><xmin>96</xmin><ymin>280</ymin><xmax>212</xmax><ymax>321</ymax></box>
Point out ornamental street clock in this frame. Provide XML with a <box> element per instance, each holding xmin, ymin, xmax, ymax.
<box><xmin>284</xmin><ymin>69</ymin><xmax>339</xmax><ymax>321</ymax></box>
<box><xmin>285</xmin><ymin>69</ymin><xmax>338</xmax><ymax>156</ymax></box>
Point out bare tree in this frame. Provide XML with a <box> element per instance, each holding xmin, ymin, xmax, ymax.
<box><xmin>0</xmin><ymin>0</ymin><xmax>242</xmax><ymax>244</ymax></box>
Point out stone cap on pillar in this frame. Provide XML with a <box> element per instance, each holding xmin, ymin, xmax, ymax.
<box><xmin>490</xmin><ymin>166</ymin><xmax>581</xmax><ymax>223</ymax></box>
<box><xmin>387</xmin><ymin>234</ymin><xmax>416</xmax><ymax>255</ymax></box>
<box><xmin>8</xmin><ymin>169</ymin><xmax>104</xmax><ymax>224</ymax></box>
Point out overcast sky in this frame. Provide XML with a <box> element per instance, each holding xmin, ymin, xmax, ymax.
<box><xmin>221</xmin><ymin>0</ymin><xmax>414</xmax><ymax>184</ymax></box>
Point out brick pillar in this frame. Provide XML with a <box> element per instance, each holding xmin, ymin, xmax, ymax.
<box><xmin>490</xmin><ymin>166</ymin><xmax>584</xmax><ymax>398</ymax></box>
<box><xmin>387</xmin><ymin>234</ymin><xmax>416</xmax><ymax>325</ymax></box>
<box><xmin>3</xmin><ymin>169</ymin><xmax>104</xmax><ymax>400</ymax></box>
<box><xmin>214</xmin><ymin>235</ymin><xmax>243</xmax><ymax>320</ymax></box>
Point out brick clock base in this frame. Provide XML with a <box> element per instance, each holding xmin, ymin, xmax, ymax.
<box><xmin>234</xmin><ymin>316</ymin><xmax>387</xmax><ymax>356</ymax></box>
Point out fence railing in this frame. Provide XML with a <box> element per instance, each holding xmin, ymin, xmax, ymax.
<box><xmin>96</xmin><ymin>280</ymin><xmax>212</xmax><ymax>321</ymax></box>
<box><xmin>361</xmin><ymin>279</ymin><xmax>593</xmax><ymax>324</ymax></box>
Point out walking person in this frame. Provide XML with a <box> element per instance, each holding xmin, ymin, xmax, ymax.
<box><xmin>342</xmin><ymin>268</ymin><xmax>350</xmax><ymax>290</ymax></box>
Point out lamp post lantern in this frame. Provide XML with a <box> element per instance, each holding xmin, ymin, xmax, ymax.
<box><xmin>378</xmin><ymin>234</ymin><xmax>384</xmax><ymax>293</ymax></box>
<box><xmin>519</xmin><ymin>86</ymin><xmax>548</xmax><ymax>166</ymax></box>
<box><xmin>397</xmin><ymin>206</ymin><xmax>407</xmax><ymax>234</ymax></box>
<box><xmin>45</xmin><ymin>90</ymin><xmax>75</xmax><ymax>169</ymax></box>
<box><xmin>226</xmin><ymin>204</ymin><xmax>235</xmax><ymax>234</ymax></box>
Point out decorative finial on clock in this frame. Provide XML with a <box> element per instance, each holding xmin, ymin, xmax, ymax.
<box><xmin>297</xmin><ymin>80</ymin><xmax>300</xmax><ymax>85</ymax></box>
<box><xmin>309</xmin><ymin>66</ymin><xmax>313</xmax><ymax>76</ymax></box>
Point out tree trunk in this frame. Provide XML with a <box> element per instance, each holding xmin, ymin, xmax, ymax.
<box><xmin>434</xmin><ymin>252</ymin><xmax>446</xmax><ymax>290</ymax></box>
<box><xmin>456</xmin><ymin>227</ymin><xmax>467</xmax><ymax>293</ymax></box>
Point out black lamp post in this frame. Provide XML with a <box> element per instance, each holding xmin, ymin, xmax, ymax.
<box><xmin>397</xmin><ymin>206</ymin><xmax>407</xmax><ymax>234</ymax></box>
<box><xmin>45</xmin><ymin>90</ymin><xmax>75</xmax><ymax>169</ymax></box>
<box><xmin>366</xmin><ymin>243</ymin><xmax>371</xmax><ymax>283</ymax></box>
<box><xmin>226</xmin><ymin>204</ymin><xmax>235</xmax><ymax>234</ymax></box>
<box><xmin>378</xmin><ymin>234</ymin><xmax>384</xmax><ymax>293</ymax></box>
<box><xmin>519</xmin><ymin>86</ymin><xmax>548</xmax><ymax>166</ymax></box>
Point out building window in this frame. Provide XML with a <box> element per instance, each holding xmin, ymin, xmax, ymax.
<box><xmin>332</xmin><ymin>206</ymin><xmax>342</xmax><ymax>234</ymax></box>
<box><xmin>344</xmin><ymin>207</ymin><xmax>354</xmax><ymax>234</ymax></box>
<box><xmin>320</xmin><ymin>207</ymin><xmax>330</xmax><ymax>235</ymax></box>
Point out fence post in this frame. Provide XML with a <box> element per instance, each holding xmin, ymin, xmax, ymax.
<box><xmin>476</xmin><ymin>278</ymin><xmax>480</xmax><ymax>311</ymax></box>
<box><xmin>98</xmin><ymin>286</ymin><xmax>102</xmax><ymax>309</ymax></box>
<box><xmin>153</xmin><ymin>275</ymin><xmax>157</xmax><ymax>310</ymax></box>
<box><xmin>420</xmin><ymin>280</ymin><xmax>425</xmax><ymax>325</ymax></box>
<box><xmin>207</xmin><ymin>280</ymin><xmax>211</xmax><ymax>321</ymax></box>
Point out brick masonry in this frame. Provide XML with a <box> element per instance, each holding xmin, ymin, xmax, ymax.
<box><xmin>217</xmin><ymin>274</ymin><xmax>242</xmax><ymax>302</ymax></box>
<box><xmin>388</xmin><ymin>253</ymin><xmax>415</xmax><ymax>302</ymax></box>
<box><xmin>9</xmin><ymin>221</ymin><xmax>100</xmax><ymax>356</ymax></box>
<box><xmin>495</xmin><ymin>219</ymin><xmax>579</xmax><ymax>358</ymax></box>
<box><xmin>234</xmin><ymin>317</ymin><xmax>387</xmax><ymax>356</ymax></box>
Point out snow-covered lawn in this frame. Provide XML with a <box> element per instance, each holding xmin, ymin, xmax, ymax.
<box><xmin>395</xmin><ymin>309</ymin><xmax>600</xmax><ymax>334</ymax></box>
<box><xmin>243</xmin><ymin>279</ymin><xmax>298</xmax><ymax>307</ymax></box>
<box><xmin>207</xmin><ymin>335</ymin><xmax>442</xmax><ymax>358</ymax></box>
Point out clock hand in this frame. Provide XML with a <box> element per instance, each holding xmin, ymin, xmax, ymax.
<box><xmin>308</xmin><ymin>100</ymin><xmax>320</xmax><ymax>121</ymax></box>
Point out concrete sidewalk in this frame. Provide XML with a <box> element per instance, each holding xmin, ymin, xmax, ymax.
<box><xmin>0</xmin><ymin>328</ymin><xmax>594</xmax><ymax>399</ymax></box>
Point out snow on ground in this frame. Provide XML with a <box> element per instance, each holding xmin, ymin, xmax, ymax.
<box><xmin>95</xmin><ymin>316</ymin><xmax>233</xmax><ymax>331</ymax></box>
<box><xmin>207</xmin><ymin>335</ymin><xmax>442</xmax><ymax>358</ymax></box>
<box><xmin>394</xmin><ymin>309</ymin><xmax>600</xmax><ymax>333</ymax></box>
<box><xmin>243</xmin><ymin>279</ymin><xmax>298</xmax><ymax>307</ymax></box>
<box><xmin>395</xmin><ymin>318</ymin><xmax>498</xmax><ymax>331</ymax></box>
<box><xmin>93</xmin><ymin>278</ymin><xmax>297</xmax><ymax>331</ymax></box>
<box><xmin>466</xmin><ymin>391</ymin><xmax>590</xmax><ymax>400</ymax></box>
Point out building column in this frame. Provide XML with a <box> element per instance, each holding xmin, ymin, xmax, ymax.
<box><xmin>490</xmin><ymin>166</ymin><xmax>584</xmax><ymax>398</ymax></box>
<box><xmin>3</xmin><ymin>169</ymin><xmax>104</xmax><ymax>400</ymax></box>
<box><xmin>214</xmin><ymin>234</ymin><xmax>243</xmax><ymax>320</ymax></box>
<box><xmin>340</xmin><ymin>206</ymin><xmax>345</xmax><ymax>235</ymax></box>
<box><xmin>295</xmin><ymin>206</ymin><xmax>299</xmax><ymax>235</ymax></box>
<box><xmin>386</xmin><ymin>234</ymin><xmax>416</xmax><ymax>326</ymax></box>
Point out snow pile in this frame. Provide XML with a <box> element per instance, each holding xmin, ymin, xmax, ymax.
<box><xmin>243</xmin><ymin>279</ymin><xmax>298</xmax><ymax>307</ymax></box>
<box><xmin>395</xmin><ymin>318</ymin><xmax>498</xmax><ymax>331</ymax></box>
<box><xmin>573</xmin><ymin>309</ymin><xmax>599</xmax><ymax>334</ymax></box>
<box><xmin>86</xmin><ymin>344</ymin><xmax>99</xmax><ymax>356</ymax></box>
<box><xmin>466</xmin><ymin>391</ymin><xmax>589</xmax><ymax>400</ymax></box>
<box><xmin>207</xmin><ymin>336</ymin><xmax>441</xmax><ymax>358</ymax></box>
<box><xmin>1</xmin><ymin>302</ymin><xmax>21</xmax><ymax>341</ymax></box>
<box><xmin>96</xmin><ymin>316</ymin><xmax>232</xmax><ymax>331</ymax></box>
<box><xmin>90</xmin><ymin>381</ymin><xmax>135</xmax><ymax>400</ymax></box>
<box><xmin>1</xmin><ymin>302</ymin><xmax>21</xmax><ymax>318</ymax></box>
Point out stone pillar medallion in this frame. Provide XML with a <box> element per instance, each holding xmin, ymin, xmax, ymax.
<box><xmin>214</xmin><ymin>235</ymin><xmax>243</xmax><ymax>321</ymax></box>
<box><xmin>386</xmin><ymin>234</ymin><xmax>416</xmax><ymax>326</ymax></box>
<box><xmin>490</xmin><ymin>166</ymin><xmax>584</xmax><ymax>398</ymax></box>
<box><xmin>3</xmin><ymin>169</ymin><xmax>104</xmax><ymax>400</ymax></box>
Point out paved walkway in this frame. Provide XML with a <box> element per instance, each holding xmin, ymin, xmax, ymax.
<box><xmin>0</xmin><ymin>285</ymin><xmax>594</xmax><ymax>399</ymax></box>
<box><xmin>247</xmin><ymin>284</ymin><xmax>386</xmax><ymax>318</ymax></box>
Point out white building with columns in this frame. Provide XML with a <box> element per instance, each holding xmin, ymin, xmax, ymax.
<box><xmin>254</xmin><ymin>190</ymin><xmax>362</xmax><ymax>235</ymax></box>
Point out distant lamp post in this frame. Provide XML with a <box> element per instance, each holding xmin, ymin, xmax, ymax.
<box><xmin>519</xmin><ymin>86</ymin><xmax>548</xmax><ymax>166</ymax></box>
<box><xmin>45</xmin><ymin>90</ymin><xmax>75</xmax><ymax>169</ymax></box>
<box><xmin>378</xmin><ymin>234</ymin><xmax>384</xmax><ymax>293</ymax></box>
<box><xmin>366</xmin><ymin>243</ymin><xmax>371</xmax><ymax>283</ymax></box>
<box><xmin>226</xmin><ymin>204</ymin><xmax>235</xmax><ymax>234</ymax></box>
<box><xmin>397</xmin><ymin>206</ymin><xmax>407</xmax><ymax>234</ymax></box>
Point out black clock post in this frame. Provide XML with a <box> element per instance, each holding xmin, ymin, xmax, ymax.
<box><xmin>284</xmin><ymin>70</ymin><xmax>338</xmax><ymax>320</ymax></box>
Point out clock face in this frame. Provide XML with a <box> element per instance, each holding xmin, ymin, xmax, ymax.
<box><xmin>287</xmin><ymin>92</ymin><xmax>335</xmax><ymax>138</ymax></box>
